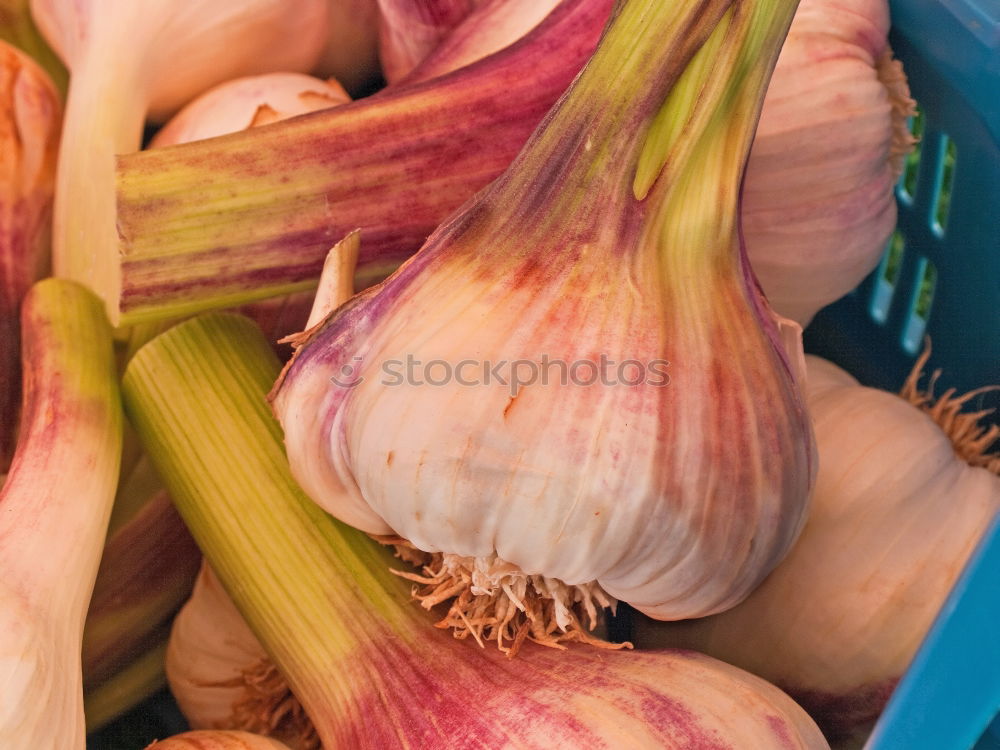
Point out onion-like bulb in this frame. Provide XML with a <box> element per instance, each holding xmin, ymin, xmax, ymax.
<box><xmin>633</xmin><ymin>350</ymin><xmax>1000</xmax><ymax>739</ymax></box>
<box><xmin>272</xmin><ymin>0</ymin><xmax>816</xmax><ymax>644</ymax></box>
<box><xmin>742</xmin><ymin>0</ymin><xmax>917</xmax><ymax>326</ymax></box>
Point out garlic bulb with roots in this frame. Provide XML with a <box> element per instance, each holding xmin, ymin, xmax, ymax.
<box><xmin>271</xmin><ymin>0</ymin><xmax>816</xmax><ymax>648</ymax></box>
<box><xmin>742</xmin><ymin>0</ymin><xmax>916</xmax><ymax>326</ymax></box>
<box><xmin>124</xmin><ymin>307</ymin><xmax>828</xmax><ymax>749</ymax></box>
<box><xmin>633</xmin><ymin>351</ymin><xmax>1000</xmax><ymax>739</ymax></box>
<box><xmin>167</xmin><ymin>564</ymin><xmax>318</xmax><ymax>750</ymax></box>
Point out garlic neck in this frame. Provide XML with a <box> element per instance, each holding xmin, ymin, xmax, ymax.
<box><xmin>51</xmin><ymin>43</ymin><xmax>147</xmax><ymax>316</ymax></box>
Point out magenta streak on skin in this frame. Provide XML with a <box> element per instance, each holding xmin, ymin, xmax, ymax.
<box><xmin>116</xmin><ymin>0</ymin><xmax>615</xmax><ymax>318</ymax></box>
<box><xmin>766</xmin><ymin>713</ymin><xmax>798</xmax><ymax>750</ymax></box>
<box><xmin>322</xmin><ymin>627</ymin><xmax>798</xmax><ymax>748</ymax></box>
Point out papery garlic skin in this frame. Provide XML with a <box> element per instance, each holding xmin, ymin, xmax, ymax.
<box><xmin>167</xmin><ymin>564</ymin><xmax>274</xmax><ymax>735</ymax></box>
<box><xmin>376</xmin><ymin>0</ymin><xmax>481</xmax><ymax>82</ymax></box>
<box><xmin>147</xmin><ymin>731</ymin><xmax>292</xmax><ymax>750</ymax></box>
<box><xmin>273</xmin><ymin>0</ymin><xmax>816</xmax><ymax>624</ymax></box>
<box><xmin>406</xmin><ymin>0</ymin><xmax>564</xmax><ymax>83</ymax></box>
<box><xmin>151</xmin><ymin>73</ymin><xmax>349</xmax><ymax>148</ymax></box>
<box><xmin>0</xmin><ymin>42</ymin><xmax>60</xmax><ymax>470</ymax></box>
<box><xmin>742</xmin><ymin>0</ymin><xmax>915</xmax><ymax>326</ymax></box>
<box><xmin>633</xmin><ymin>355</ymin><xmax>1000</xmax><ymax>737</ymax></box>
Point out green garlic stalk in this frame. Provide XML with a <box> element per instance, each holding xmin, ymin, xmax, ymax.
<box><xmin>111</xmin><ymin>0</ymin><xmax>613</xmax><ymax>325</ymax></box>
<box><xmin>0</xmin><ymin>279</ymin><xmax>122</xmax><ymax>749</ymax></box>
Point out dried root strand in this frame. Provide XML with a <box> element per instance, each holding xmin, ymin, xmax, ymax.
<box><xmin>900</xmin><ymin>342</ymin><xmax>1000</xmax><ymax>475</ymax></box>
<box><xmin>877</xmin><ymin>46</ymin><xmax>918</xmax><ymax>179</ymax></box>
<box><xmin>218</xmin><ymin>660</ymin><xmax>319</xmax><ymax>750</ymax></box>
<box><xmin>374</xmin><ymin>535</ymin><xmax>632</xmax><ymax>658</ymax></box>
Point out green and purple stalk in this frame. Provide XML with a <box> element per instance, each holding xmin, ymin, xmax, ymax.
<box><xmin>82</xmin><ymin>474</ymin><xmax>200</xmax><ymax>689</ymax></box>
<box><xmin>0</xmin><ymin>279</ymin><xmax>122</xmax><ymax>749</ymax></box>
<box><xmin>113</xmin><ymin>0</ymin><xmax>613</xmax><ymax>326</ymax></box>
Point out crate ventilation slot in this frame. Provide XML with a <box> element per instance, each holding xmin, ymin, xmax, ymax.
<box><xmin>870</xmin><ymin>230</ymin><xmax>905</xmax><ymax>324</ymax></box>
<box><xmin>897</xmin><ymin>107</ymin><xmax>924</xmax><ymax>204</ymax></box>
<box><xmin>901</xmin><ymin>258</ymin><xmax>937</xmax><ymax>354</ymax></box>
<box><xmin>931</xmin><ymin>135</ymin><xmax>957</xmax><ymax>236</ymax></box>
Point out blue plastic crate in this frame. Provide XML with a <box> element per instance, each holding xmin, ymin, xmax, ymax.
<box><xmin>804</xmin><ymin>0</ymin><xmax>999</xmax><ymax>747</ymax></box>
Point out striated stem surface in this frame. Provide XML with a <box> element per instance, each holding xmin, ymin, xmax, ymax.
<box><xmin>114</xmin><ymin>0</ymin><xmax>614</xmax><ymax>325</ymax></box>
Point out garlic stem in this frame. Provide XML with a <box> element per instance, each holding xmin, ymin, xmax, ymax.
<box><xmin>83</xmin><ymin>640</ymin><xmax>168</xmax><ymax>732</ymax></box>
<box><xmin>124</xmin><ymin>314</ymin><xmax>421</xmax><ymax>743</ymax></box>
<box><xmin>113</xmin><ymin>0</ymin><xmax>614</xmax><ymax>325</ymax></box>
<box><xmin>0</xmin><ymin>279</ymin><xmax>122</xmax><ymax>749</ymax></box>
<box><xmin>49</xmin><ymin>36</ymin><xmax>148</xmax><ymax>303</ymax></box>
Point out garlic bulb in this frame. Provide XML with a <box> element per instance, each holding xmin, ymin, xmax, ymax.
<box><xmin>0</xmin><ymin>42</ymin><xmax>60</xmax><ymax>471</ymax></box>
<box><xmin>376</xmin><ymin>0</ymin><xmax>481</xmax><ymax>82</ymax></box>
<box><xmin>167</xmin><ymin>564</ymin><xmax>317</xmax><ymax>750</ymax></box>
<box><xmin>147</xmin><ymin>731</ymin><xmax>292</xmax><ymax>750</ymax></box>
<box><xmin>743</xmin><ymin>0</ymin><xmax>916</xmax><ymax>325</ymax></box>
<box><xmin>31</xmin><ymin>0</ymin><xmax>330</xmax><ymax>318</ymax></box>
<box><xmin>405</xmin><ymin>0</ymin><xmax>564</xmax><ymax>83</ymax></box>
<box><xmin>125</xmin><ymin>310</ymin><xmax>828</xmax><ymax>749</ymax></box>
<box><xmin>272</xmin><ymin>0</ymin><xmax>816</xmax><ymax>646</ymax></box>
<box><xmin>633</xmin><ymin>353</ymin><xmax>1000</xmax><ymax>738</ymax></box>
<box><xmin>151</xmin><ymin>73</ymin><xmax>349</xmax><ymax>147</ymax></box>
